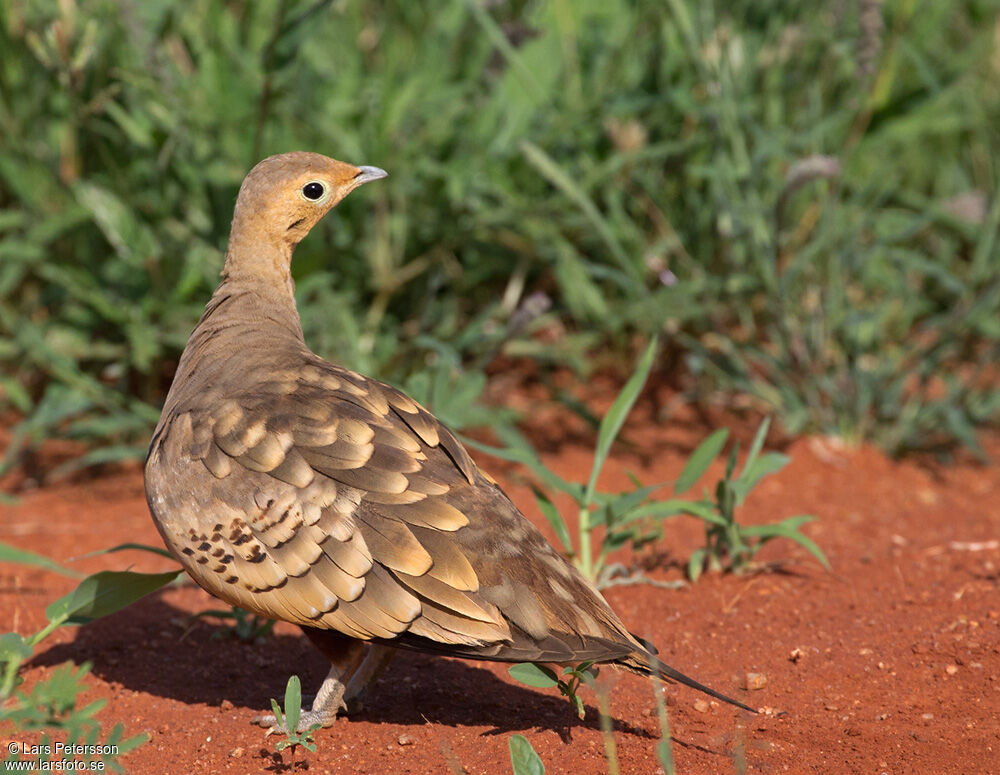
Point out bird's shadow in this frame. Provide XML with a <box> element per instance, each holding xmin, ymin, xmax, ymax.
<box><xmin>30</xmin><ymin>592</ymin><xmax>652</xmax><ymax>742</ymax></box>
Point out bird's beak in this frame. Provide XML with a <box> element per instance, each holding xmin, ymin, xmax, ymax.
<box><xmin>352</xmin><ymin>166</ymin><xmax>388</xmax><ymax>186</ymax></box>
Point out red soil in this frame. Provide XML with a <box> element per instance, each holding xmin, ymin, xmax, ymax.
<box><xmin>1</xmin><ymin>381</ymin><xmax>998</xmax><ymax>774</ymax></box>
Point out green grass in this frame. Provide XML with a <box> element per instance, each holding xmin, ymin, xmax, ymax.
<box><xmin>0</xmin><ymin>0</ymin><xmax>997</xmax><ymax>471</ymax></box>
<box><xmin>0</xmin><ymin>540</ymin><xmax>181</xmax><ymax>771</ymax></box>
<box><xmin>470</xmin><ymin>343</ymin><xmax>827</xmax><ymax>587</ymax></box>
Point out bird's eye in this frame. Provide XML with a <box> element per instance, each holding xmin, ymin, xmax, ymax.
<box><xmin>301</xmin><ymin>181</ymin><xmax>327</xmax><ymax>202</ymax></box>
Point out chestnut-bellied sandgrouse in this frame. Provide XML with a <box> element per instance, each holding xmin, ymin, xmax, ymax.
<box><xmin>144</xmin><ymin>152</ymin><xmax>753</xmax><ymax>731</ymax></box>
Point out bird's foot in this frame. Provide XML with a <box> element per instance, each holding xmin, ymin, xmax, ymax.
<box><xmin>251</xmin><ymin>674</ymin><xmax>348</xmax><ymax>733</ymax></box>
<box><xmin>251</xmin><ymin>704</ymin><xmax>344</xmax><ymax>735</ymax></box>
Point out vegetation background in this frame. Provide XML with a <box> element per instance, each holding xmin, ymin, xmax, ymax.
<box><xmin>1</xmin><ymin>0</ymin><xmax>998</xmax><ymax>475</ymax></box>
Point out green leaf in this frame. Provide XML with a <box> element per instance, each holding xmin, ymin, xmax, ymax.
<box><xmin>508</xmin><ymin>663</ymin><xmax>559</xmax><ymax>689</ymax></box>
<box><xmin>284</xmin><ymin>675</ymin><xmax>302</xmax><ymax>736</ymax></box>
<box><xmin>733</xmin><ymin>452</ymin><xmax>790</xmax><ymax>503</ymax></box>
<box><xmin>738</xmin><ymin>417</ymin><xmax>771</xmax><ymax>482</ymax></box>
<box><xmin>0</xmin><ymin>632</ymin><xmax>33</xmax><ymax>663</ymax></box>
<box><xmin>0</xmin><ymin>540</ymin><xmax>81</xmax><ymax>577</ymax></box>
<box><xmin>466</xmin><ymin>2</ymin><xmax>543</xmax><ymax>101</ymax></box>
<box><xmin>270</xmin><ymin>697</ymin><xmax>285</xmax><ymax>728</ymax></box>
<box><xmin>532</xmin><ymin>488</ymin><xmax>573</xmax><ymax>555</ymax></box>
<box><xmin>687</xmin><ymin>548</ymin><xmax>706</xmax><ymax>582</ymax></box>
<box><xmin>777</xmin><ymin>530</ymin><xmax>829</xmax><ymax>569</ymax></box>
<box><xmin>682</xmin><ymin>500</ymin><xmax>729</xmax><ymax>527</ymax></box>
<box><xmin>0</xmin><ymin>376</ymin><xmax>31</xmax><ymax>413</ymax></box>
<box><xmin>675</xmin><ymin>429</ymin><xmax>729</xmax><ymax>495</ymax></box>
<box><xmin>741</xmin><ymin>516</ymin><xmax>830</xmax><ymax>569</ymax></box>
<box><xmin>584</xmin><ymin>337</ymin><xmax>658</xmax><ymax>505</ymax></box>
<box><xmin>49</xmin><ymin>444</ymin><xmax>147</xmax><ymax>479</ymax></box>
<box><xmin>554</xmin><ymin>245</ymin><xmax>611</xmax><ymax>321</ymax></box>
<box><xmin>615</xmin><ymin>498</ymin><xmax>720</xmax><ymax>526</ymax></box>
<box><xmin>739</xmin><ymin>514</ymin><xmax>814</xmax><ymax>538</ymax></box>
<box><xmin>657</xmin><ymin>739</ymin><xmax>676</xmax><ymax>775</ymax></box>
<box><xmin>45</xmin><ymin>570</ymin><xmax>182</xmax><ymax>625</ymax></box>
<box><xmin>72</xmin><ymin>181</ymin><xmax>159</xmax><ymax>264</ymax></box>
<box><xmin>74</xmin><ymin>543</ymin><xmax>175</xmax><ymax>561</ymax></box>
<box><xmin>599</xmin><ymin>529</ymin><xmax>633</xmax><ymax>553</ymax></box>
<box><xmin>600</xmin><ymin>481</ymin><xmax>669</xmax><ymax>524</ymax></box>
<box><xmin>724</xmin><ymin>442</ymin><xmax>740</xmax><ymax>480</ymax></box>
<box><xmin>520</xmin><ymin>140</ymin><xmax>633</xmax><ymax>280</ymax></box>
<box><xmin>508</xmin><ymin>734</ymin><xmax>546</xmax><ymax>775</ymax></box>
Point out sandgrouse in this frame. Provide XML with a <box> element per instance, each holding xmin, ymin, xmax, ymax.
<box><xmin>144</xmin><ymin>152</ymin><xmax>753</xmax><ymax>731</ymax></box>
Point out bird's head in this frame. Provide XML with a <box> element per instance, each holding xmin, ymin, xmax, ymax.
<box><xmin>228</xmin><ymin>152</ymin><xmax>387</xmax><ymax>255</ymax></box>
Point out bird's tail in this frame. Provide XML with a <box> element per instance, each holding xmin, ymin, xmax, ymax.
<box><xmin>617</xmin><ymin>651</ymin><xmax>757</xmax><ymax>713</ymax></box>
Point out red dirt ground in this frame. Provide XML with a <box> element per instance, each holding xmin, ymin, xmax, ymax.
<box><xmin>1</xmin><ymin>379</ymin><xmax>998</xmax><ymax>774</ymax></box>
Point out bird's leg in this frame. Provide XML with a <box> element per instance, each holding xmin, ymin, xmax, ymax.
<box><xmin>252</xmin><ymin>628</ymin><xmax>366</xmax><ymax>733</ymax></box>
<box><xmin>252</xmin><ymin>648</ymin><xmax>367</xmax><ymax>733</ymax></box>
<box><xmin>343</xmin><ymin>644</ymin><xmax>396</xmax><ymax>714</ymax></box>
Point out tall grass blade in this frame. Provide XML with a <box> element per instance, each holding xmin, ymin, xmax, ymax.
<box><xmin>584</xmin><ymin>337</ymin><xmax>658</xmax><ymax>504</ymax></box>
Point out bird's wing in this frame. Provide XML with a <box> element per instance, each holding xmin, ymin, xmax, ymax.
<box><xmin>146</xmin><ymin>359</ymin><xmax>638</xmax><ymax>664</ymax></box>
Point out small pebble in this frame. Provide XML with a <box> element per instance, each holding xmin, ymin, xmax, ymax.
<box><xmin>921</xmin><ymin>713</ymin><xmax>934</xmax><ymax>720</ymax></box>
<box><xmin>229</xmin><ymin>747</ymin><xmax>243</xmax><ymax>759</ymax></box>
<box><xmin>397</xmin><ymin>734</ymin><xmax>415</xmax><ymax>746</ymax></box>
<box><xmin>693</xmin><ymin>699</ymin><xmax>710</xmax><ymax>713</ymax></box>
<box><xmin>788</xmin><ymin>648</ymin><xmax>804</xmax><ymax>663</ymax></box>
<box><xmin>745</xmin><ymin>672</ymin><xmax>767</xmax><ymax>690</ymax></box>
<box><xmin>220</xmin><ymin>699</ymin><xmax>234</xmax><ymax>712</ymax></box>
<box><xmin>945</xmin><ymin>665</ymin><xmax>958</xmax><ymax>675</ymax></box>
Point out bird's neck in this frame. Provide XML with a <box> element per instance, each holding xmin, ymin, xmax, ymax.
<box><xmin>163</xmin><ymin>241</ymin><xmax>310</xmax><ymax>413</ymax></box>
<box><xmin>213</xmin><ymin>235</ymin><xmax>305</xmax><ymax>342</ymax></box>
<box><xmin>221</xmin><ymin>221</ymin><xmax>297</xmax><ymax>298</ymax></box>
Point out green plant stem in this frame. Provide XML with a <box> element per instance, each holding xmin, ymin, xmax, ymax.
<box><xmin>596</xmin><ymin>685</ymin><xmax>619</xmax><ymax>775</ymax></box>
<box><xmin>1</xmin><ymin>655</ymin><xmax>23</xmax><ymax>699</ymax></box>
<box><xmin>577</xmin><ymin>505</ymin><xmax>593</xmax><ymax>579</ymax></box>
<box><xmin>27</xmin><ymin>617</ymin><xmax>65</xmax><ymax>649</ymax></box>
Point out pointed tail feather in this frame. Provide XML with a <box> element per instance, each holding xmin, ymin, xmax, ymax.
<box><xmin>618</xmin><ymin>651</ymin><xmax>757</xmax><ymax>713</ymax></box>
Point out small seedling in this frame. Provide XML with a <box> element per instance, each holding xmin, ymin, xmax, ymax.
<box><xmin>0</xmin><ymin>541</ymin><xmax>180</xmax><ymax>771</ymax></box>
<box><xmin>268</xmin><ymin>675</ymin><xmax>320</xmax><ymax>753</ymax></box>
<box><xmin>508</xmin><ymin>661</ymin><xmax>597</xmax><ymax>719</ymax></box>
<box><xmin>1</xmin><ymin>662</ymin><xmax>147</xmax><ymax>773</ymax></box>
<box><xmin>679</xmin><ymin>418</ymin><xmax>830</xmax><ymax>580</ymax></box>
